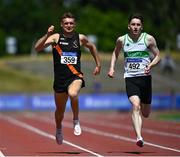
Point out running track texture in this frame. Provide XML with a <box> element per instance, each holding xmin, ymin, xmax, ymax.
<box><xmin>0</xmin><ymin>111</ymin><xmax>180</xmax><ymax>156</ymax></box>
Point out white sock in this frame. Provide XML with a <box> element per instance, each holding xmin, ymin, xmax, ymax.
<box><xmin>73</xmin><ymin>120</ymin><xmax>79</xmax><ymax>124</ymax></box>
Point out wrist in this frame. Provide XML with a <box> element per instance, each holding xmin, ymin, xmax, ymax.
<box><xmin>109</xmin><ymin>67</ymin><xmax>114</xmax><ymax>71</ymax></box>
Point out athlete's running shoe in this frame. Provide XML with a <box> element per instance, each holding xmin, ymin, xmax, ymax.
<box><xmin>136</xmin><ymin>137</ymin><xmax>144</xmax><ymax>147</ymax></box>
<box><xmin>73</xmin><ymin>120</ymin><xmax>82</xmax><ymax>136</ymax></box>
<box><xmin>56</xmin><ymin>128</ymin><xmax>63</xmax><ymax>145</ymax></box>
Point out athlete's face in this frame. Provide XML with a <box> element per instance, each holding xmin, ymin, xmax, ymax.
<box><xmin>128</xmin><ymin>18</ymin><xmax>143</xmax><ymax>36</ymax></box>
<box><xmin>61</xmin><ymin>17</ymin><xmax>76</xmax><ymax>34</ymax></box>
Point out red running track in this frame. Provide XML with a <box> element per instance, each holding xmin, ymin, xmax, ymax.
<box><xmin>0</xmin><ymin>111</ymin><xmax>180</xmax><ymax>156</ymax></box>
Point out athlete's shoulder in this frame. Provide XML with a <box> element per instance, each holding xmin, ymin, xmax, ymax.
<box><xmin>51</xmin><ymin>33</ymin><xmax>60</xmax><ymax>37</ymax></box>
<box><xmin>117</xmin><ymin>34</ymin><xmax>126</xmax><ymax>40</ymax></box>
<box><xmin>116</xmin><ymin>34</ymin><xmax>126</xmax><ymax>46</ymax></box>
<box><xmin>143</xmin><ymin>32</ymin><xmax>154</xmax><ymax>40</ymax></box>
<box><xmin>79</xmin><ymin>33</ymin><xmax>85</xmax><ymax>39</ymax></box>
<box><xmin>143</xmin><ymin>32</ymin><xmax>155</xmax><ymax>46</ymax></box>
<box><xmin>146</xmin><ymin>33</ymin><xmax>157</xmax><ymax>45</ymax></box>
<box><xmin>49</xmin><ymin>33</ymin><xmax>60</xmax><ymax>44</ymax></box>
<box><xmin>79</xmin><ymin>34</ymin><xmax>89</xmax><ymax>45</ymax></box>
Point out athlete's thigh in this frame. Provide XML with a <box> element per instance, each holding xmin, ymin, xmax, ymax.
<box><xmin>54</xmin><ymin>92</ymin><xmax>68</xmax><ymax>109</ymax></box>
<box><xmin>140</xmin><ymin>76</ymin><xmax>152</xmax><ymax>104</ymax></box>
<box><xmin>125</xmin><ymin>77</ymin><xmax>141</xmax><ymax>98</ymax></box>
<box><xmin>68</xmin><ymin>79</ymin><xmax>82</xmax><ymax>94</ymax></box>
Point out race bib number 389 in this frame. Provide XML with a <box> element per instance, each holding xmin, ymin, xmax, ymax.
<box><xmin>61</xmin><ymin>52</ymin><xmax>77</xmax><ymax>64</ymax></box>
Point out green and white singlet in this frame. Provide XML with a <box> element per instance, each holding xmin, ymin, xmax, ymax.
<box><xmin>122</xmin><ymin>32</ymin><xmax>151</xmax><ymax>78</ymax></box>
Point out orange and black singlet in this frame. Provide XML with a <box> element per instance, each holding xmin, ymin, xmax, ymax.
<box><xmin>52</xmin><ymin>32</ymin><xmax>84</xmax><ymax>92</ymax></box>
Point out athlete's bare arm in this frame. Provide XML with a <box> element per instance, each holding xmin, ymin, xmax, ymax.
<box><xmin>108</xmin><ymin>37</ymin><xmax>123</xmax><ymax>78</ymax></box>
<box><xmin>79</xmin><ymin>34</ymin><xmax>101</xmax><ymax>75</ymax></box>
<box><xmin>35</xmin><ymin>25</ymin><xmax>59</xmax><ymax>51</ymax></box>
<box><xmin>145</xmin><ymin>35</ymin><xmax>161</xmax><ymax>74</ymax></box>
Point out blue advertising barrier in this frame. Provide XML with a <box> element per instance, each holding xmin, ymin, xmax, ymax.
<box><xmin>78</xmin><ymin>93</ymin><xmax>131</xmax><ymax>111</ymax></box>
<box><xmin>30</xmin><ymin>94</ymin><xmax>55</xmax><ymax>110</ymax></box>
<box><xmin>0</xmin><ymin>93</ymin><xmax>179</xmax><ymax>111</ymax></box>
<box><xmin>152</xmin><ymin>94</ymin><xmax>173</xmax><ymax>110</ymax></box>
<box><xmin>175</xmin><ymin>93</ymin><xmax>180</xmax><ymax>109</ymax></box>
<box><xmin>0</xmin><ymin>94</ymin><xmax>28</xmax><ymax>111</ymax></box>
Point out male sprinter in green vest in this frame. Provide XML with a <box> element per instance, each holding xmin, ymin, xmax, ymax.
<box><xmin>108</xmin><ymin>13</ymin><xmax>161</xmax><ymax>147</ymax></box>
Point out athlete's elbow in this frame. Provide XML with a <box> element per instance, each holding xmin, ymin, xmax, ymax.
<box><xmin>34</xmin><ymin>45</ymin><xmax>43</xmax><ymax>52</ymax></box>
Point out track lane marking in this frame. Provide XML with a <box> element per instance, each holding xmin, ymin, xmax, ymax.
<box><xmin>0</xmin><ymin>151</ymin><xmax>5</xmax><ymax>157</ymax></box>
<box><xmin>24</xmin><ymin>113</ymin><xmax>180</xmax><ymax>153</ymax></box>
<box><xmin>80</xmin><ymin>125</ymin><xmax>180</xmax><ymax>153</ymax></box>
<box><xmin>1</xmin><ymin>115</ymin><xmax>103</xmax><ymax>157</ymax></box>
<box><xmin>80</xmin><ymin>118</ymin><xmax>180</xmax><ymax>138</ymax></box>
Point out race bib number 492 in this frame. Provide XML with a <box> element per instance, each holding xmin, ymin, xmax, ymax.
<box><xmin>126</xmin><ymin>58</ymin><xmax>144</xmax><ymax>72</ymax></box>
<box><xmin>61</xmin><ymin>52</ymin><xmax>77</xmax><ymax>64</ymax></box>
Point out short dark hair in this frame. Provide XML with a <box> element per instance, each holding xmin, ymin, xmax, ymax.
<box><xmin>128</xmin><ymin>13</ymin><xmax>144</xmax><ymax>24</ymax></box>
<box><xmin>61</xmin><ymin>12</ymin><xmax>76</xmax><ymax>22</ymax></box>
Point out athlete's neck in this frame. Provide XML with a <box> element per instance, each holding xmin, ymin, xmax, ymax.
<box><xmin>129</xmin><ymin>33</ymin><xmax>141</xmax><ymax>42</ymax></box>
<box><xmin>62</xmin><ymin>31</ymin><xmax>75</xmax><ymax>38</ymax></box>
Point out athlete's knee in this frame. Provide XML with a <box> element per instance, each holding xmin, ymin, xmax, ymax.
<box><xmin>68</xmin><ymin>90</ymin><xmax>78</xmax><ymax>99</ymax></box>
<box><xmin>55</xmin><ymin>108</ymin><xmax>64</xmax><ymax>119</ymax></box>
<box><xmin>141</xmin><ymin>103</ymin><xmax>151</xmax><ymax>118</ymax></box>
<box><xmin>132</xmin><ymin>104</ymin><xmax>141</xmax><ymax>112</ymax></box>
<box><xmin>141</xmin><ymin>108</ymin><xmax>150</xmax><ymax>118</ymax></box>
<box><xmin>142</xmin><ymin>111</ymin><xmax>150</xmax><ymax>118</ymax></box>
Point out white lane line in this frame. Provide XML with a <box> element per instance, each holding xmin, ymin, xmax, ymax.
<box><xmin>82</xmin><ymin>119</ymin><xmax>180</xmax><ymax>138</ymax></box>
<box><xmin>80</xmin><ymin>113</ymin><xmax>180</xmax><ymax>131</ymax></box>
<box><xmin>25</xmin><ymin>112</ymin><xmax>180</xmax><ymax>138</ymax></box>
<box><xmin>80</xmin><ymin>125</ymin><xmax>180</xmax><ymax>153</ymax></box>
<box><xmin>2</xmin><ymin>116</ymin><xmax>103</xmax><ymax>157</ymax></box>
<box><xmin>0</xmin><ymin>151</ymin><xmax>5</xmax><ymax>157</ymax></box>
<box><xmin>26</xmin><ymin>114</ymin><xmax>180</xmax><ymax>153</ymax></box>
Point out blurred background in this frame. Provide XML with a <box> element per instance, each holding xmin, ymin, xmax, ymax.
<box><xmin>0</xmin><ymin>0</ymin><xmax>180</xmax><ymax>115</ymax></box>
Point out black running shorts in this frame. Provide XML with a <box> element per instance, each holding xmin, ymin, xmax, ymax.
<box><xmin>53</xmin><ymin>75</ymin><xmax>85</xmax><ymax>93</ymax></box>
<box><xmin>125</xmin><ymin>75</ymin><xmax>152</xmax><ymax>104</ymax></box>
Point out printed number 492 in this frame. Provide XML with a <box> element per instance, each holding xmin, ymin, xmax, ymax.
<box><xmin>129</xmin><ymin>63</ymin><xmax>140</xmax><ymax>69</ymax></box>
